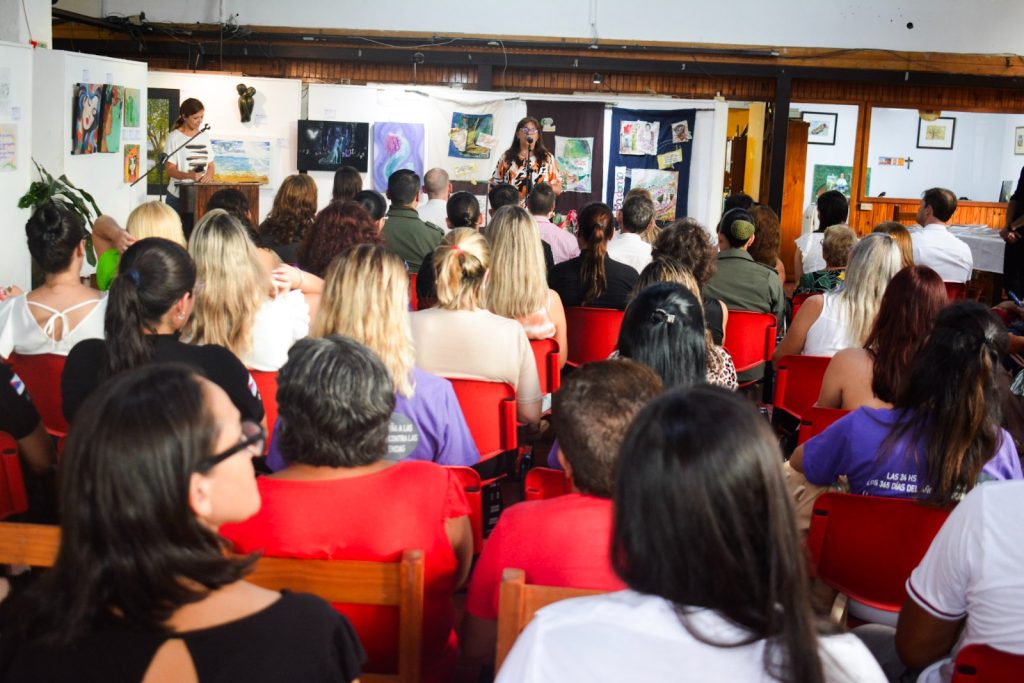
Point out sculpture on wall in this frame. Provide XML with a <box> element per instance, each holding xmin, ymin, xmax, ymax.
<box><xmin>236</xmin><ymin>83</ymin><xmax>256</xmax><ymax>123</ymax></box>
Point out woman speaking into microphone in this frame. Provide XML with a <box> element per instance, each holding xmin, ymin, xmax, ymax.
<box><xmin>490</xmin><ymin>116</ymin><xmax>562</xmax><ymax>204</ymax></box>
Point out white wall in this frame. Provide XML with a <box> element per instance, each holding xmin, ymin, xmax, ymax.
<box><xmin>0</xmin><ymin>0</ymin><xmax>51</xmax><ymax>47</ymax></box>
<box><xmin>92</xmin><ymin>0</ymin><xmax>1024</xmax><ymax>55</ymax></box>
<box><xmin>0</xmin><ymin>42</ymin><xmax>35</xmax><ymax>289</ymax></box>
<box><xmin>792</xmin><ymin>103</ymin><xmax>859</xmax><ymax>207</ymax></box>
<box><xmin>147</xmin><ymin>71</ymin><xmax>302</xmax><ymax>222</ymax></box>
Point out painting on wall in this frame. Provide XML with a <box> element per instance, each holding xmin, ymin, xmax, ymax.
<box><xmin>916</xmin><ymin>116</ymin><xmax>956</xmax><ymax>150</ymax></box>
<box><xmin>211</xmin><ymin>138</ymin><xmax>272</xmax><ymax>184</ymax></box>
<box><xmin>1015</xmin><ymin>126</ymin><xmax>1024</xmax><ymax>155</ymax></box>
<box><xmin>99</xmin><ymin>84</ymin><xmax>123</xmax><ymax>153</ymax></box>
<box><xmin>630</xmin><ymin>168</ymin><xmax>679</xmax><ymax>222</ymax></box>
<box><xmin>0</xmin><ymin>123</ymin><xmax>16</xmax><ymax>171</ymax></box>
<box><xmin>619</xmin><ymin>120</ymin><xmax>659</xmax><ymax>156</ymax></box>
<box><xmin>296</xmin><ymin>120</ymin><xmax>369</xmax><ymax>172</ymax></box>
<box><xmin>554</xmin><ymin>136</ymin><xmax>593</xmax><ymax>193</ymax></box>
<box><xmin>812</xmin><ymin>164</ymin><xmax>872</xmax><ymax>199</ymax></box>
<box><xmin>802</xmin><ymin>111</ymin><xmax>837</xmax><ymax>146</ymax></box>
<box><xmin>448</xmin><ymin>112</ymin><xmax>494</xmax><ymax>159</ymax></box>
<box><xmin>146</xmin><ymin>88</ymin><xmax>180</xmax><ymax>194</ymax></box>
<box><xmin>123</xmin><ymin>144</ymin><xmax>140</xmax><ymax>183</ymax></box>
<box><xmin>72</xmin><ymin>83</ymin><xmax>103</xmax><ymax>155</ymax></box>
<box><xmin>123</xmin><ymin>87</ymin><xmax>141</xmax><ymax>127</ymax></box>
<box><xmin>373</xmin><ymin>122</ymin><xmax>425</xmax><ymax>191</ymax></box>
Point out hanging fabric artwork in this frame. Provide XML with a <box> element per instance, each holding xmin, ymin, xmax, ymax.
<box><xmin>372</xmin><ymin>122</ymin><xmax>425</xmax><ymax>191</ymax></box>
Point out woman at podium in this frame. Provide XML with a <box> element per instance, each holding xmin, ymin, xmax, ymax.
<box><xmin>164</xmin><ymin>98</ymin><xmax>214</xmax><ymax>233</ymax></box>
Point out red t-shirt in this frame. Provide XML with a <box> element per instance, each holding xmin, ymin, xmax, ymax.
<box><xmin>221</xmin><ymin>461</ymin><xmax>470</xmax><ymax>683</ymax></box>
<box><xmin>466</xmin><ymin>492</ymin><xmax>625</xmax><ymax>620</ymax></box>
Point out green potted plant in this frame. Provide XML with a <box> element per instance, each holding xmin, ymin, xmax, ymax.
<box><xmin>18</xmin><ymin>159</ymin><xmax>102</xmax><ymax>266</ymax></box>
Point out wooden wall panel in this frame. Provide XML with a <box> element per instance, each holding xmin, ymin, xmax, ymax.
<box><xmin>849</xmin><ymin>198</ymin><xmax>1006</xmax><ymax>234</ymax></box>
<box><xmin>780</xmin><ymin>119</ymin><xmax>809</xmax><ymax>279</ymax></box>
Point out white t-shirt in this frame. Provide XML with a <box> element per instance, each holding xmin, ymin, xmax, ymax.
<box><xmin>417</xmin><ymin>198</ymin><xmax>449</xmax><ymax>232</ymax></box>
<box><xmin>244</xmin><ymin>290</ymin><xmax>309</xmax><ymax>371</ymax></box>
<box><xmin>607</xmin><ymin>232</ymin><xmax>653</xmax><ymax>275</ymax></box>
<box><xmin>906</xmin><ymin>480</ymin><xmax>1024</xmax><ymax>683</ymax></box>
<box><xmin>909</xmin><ymin>224</ymin><xmax>974</xmax><ymax>283</ymax></box>
<box><xmin>164</xmin><ymin>128</ymin><xmax>212</xmax><ymax>198</ymax></box>
<box><xmin>0</xmin><ymin>294</ymin><xmax>106</xmax><ymax>357</ymax></box>
<box><xmin>497</xmin><ymin>590</ymin><xmax>886</xmax><ymax>683</ymax></box>
<box><xmin>795</xmin><ymin>231</ymin><xmax>827</xmax><ymax>274</ymax></box>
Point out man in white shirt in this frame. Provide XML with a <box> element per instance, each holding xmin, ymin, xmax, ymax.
<box><xmin>417</xmin><ymin>167</ymin><xmax>450</xmax><ymax>231</ymax></box>
<box><xmin>910</xmin><ymin>187</ymin><xmax>973</xmax><ymax>283</ymax></box>
<box><xmin>527</xmin><ymin>183</ymin><xmax>579</xmax><ymax>265</ymax></box>
<box><xmin>607</xmin><ymin>194</ymin><xmax>654</xmax><ymax>274</ymax></box>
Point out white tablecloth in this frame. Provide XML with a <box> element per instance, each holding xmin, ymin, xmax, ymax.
<box><xmin>948</xmin><ymin>225</ymin><xmax>1004</xmax><ymax>274</ymax></box>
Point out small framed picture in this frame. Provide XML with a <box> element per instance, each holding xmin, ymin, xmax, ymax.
<box><xmin>916</xmin><ymin>116</ymin><xmax>956</xmax><ymax>150</ymax></box>
<box><xmin>1015</xmin><ymin>126</ymin><xmax>1024</xmax><ymax>155</ymax></box>
<box><xmin>802</xmin><ymin>111</ymin><xmax>838</xmax><ymax>146</ymax></box>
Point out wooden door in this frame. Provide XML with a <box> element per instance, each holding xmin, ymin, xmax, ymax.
<box><xmin>780</xmin><ymin>119</ymin><xmax>809</xmax><ymax>282</ymax></box>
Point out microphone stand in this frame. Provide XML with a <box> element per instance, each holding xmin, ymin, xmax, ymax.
<box><xmin>525</xmin><ymin>136</ymin><xmax>535</xmax><ymax>199</ymax></box>
<box><xmin>132</xmin><ymin>124</ymin><xmax>211</xmax><ymax>205</ymax></box>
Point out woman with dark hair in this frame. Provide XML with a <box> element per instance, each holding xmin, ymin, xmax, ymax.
<box><xmin>652</xmin><ymin>218</ymin><xmax>727</xmax><ymax>344</ymax></box>
<box><xmin>298</xmin><ymin>200</ymin><xmax>383</xmax><ymax>277</ymax></box>
<box><xmin>222</xmin><ymin>335</ymin><xmax>471</xmax><ymax>683</ymax></box>
<box><xmin>0</xmin><ymin>203</ymin><xmax>105</xmax><ymax>357</ymax></box>
<box><xmin>61</xmin><ymin>238</ymin><xmax>264</xmax><ymax>425</ymax></box>
<box><xmin>498</xmin><ymin>385</ymin><xmax>886</xmax><ymax>682</ymax></box>
<box><xmin>749</xmin><ymin>205</ymin><xmax>786</xmax><ymax>283</ymax></box>
<box><xmin>548</xmin><ymin>202</ymin><xmax>638</xmax><ymax>310</ymax></box>
<box><xmin>490</xmin><ymin>116</ymin><xmax>562</xmax><ymax>203</ymax></box>
<box><xmin>163</xmin><ymin>98</ymin><xmax>214</xmax><ymax>229</ymax></box>
<box><xmin>617</xmin><ymin>282</ymin><xmax>707</xmax><ymax>389</ymax></box>
<box><xmin>792</xmin><ymin>301</ymin><xmax>1022</xmax><ymax>502</ymax></box>
<box><xmin>354</xmin><ymin>189</ymin><xmax>388</xmax><ymax>233</ymax></box>
<box><xmin>258</xmin><ymin>174</ymin><xmax>318</xmax><ymax>263</ymax></box>
<box><xmin>817</xmin><ymin>265</ymin><xmax>947</xmax><ymax>410</ymax></box>
<box><xmin>332</xmin><ymin>165</ymin><xmax>363</xmax><ymax>203</ymax></box>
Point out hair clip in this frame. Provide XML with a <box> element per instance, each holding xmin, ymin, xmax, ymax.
<box><xmin>125</xmin><ymin>268</ymin><xmax>141</xmax><ymax>286</ymax></box>
<box><xmin>451</xmin><ymin>244</ymin><xmax>462</xmax><ymax>254</ymax></box>
<box><xmin>653</xmin><ymin>308</ymin><xmax>676</xmax><ymax>324</ymax></box>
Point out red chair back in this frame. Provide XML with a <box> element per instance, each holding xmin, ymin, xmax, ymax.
<box><xmin>945</xmin><ymin>282</ymin><xmax>967</xmax><ymax>301</ymax></box>
<box><xmin>529</xmin><ymin>338</ymin><xmax>561</xmax><ymax>395</ymax></box>
<box><xmin>564</xmin><ymin>307</ymin><xmax>624</xmax><ymax>366</ymax></box>
<box><xmin>722</xmin><ymin>311</ymin><xmax>778</xmax><ymax>375</ymax></box>
<box><xmin>524</xmin><ymin>467</ymin><xmax>571</xmax><ymax>502</ymax></box>
<box><xmin>798</xmin><ymin>406</ymin><xmax>851</xmax><ymax>445</ymax></box>
<box><xmin>773</xmin><ymin>355</ymin><xmax>832</xmax><ymax>422</ymax></box>
<box><xmin>952</xmin><ymin>644</ymin><xmax>1024</xmax><ymax>682</ymax></box>
<box><xmin>446</xmin><ymin>378</ymin><xmax>518</xmax><ymax>462</ymax></box>
<box><xmin>791</xmin><ymin>292</ymin><xmax>812</xmax><ymax>320</ymax></box>
<box><xmin>8</xmin><ymin>353</ymin><xmax>68</xmax><ymax>438</ymax></box>
<box><xmin>408</xmin><ymin>272</ymin><xmax>419</xmax><ymax>311</ymax></box>
<box><xmin>249</xmin><ymin>370</ymin><xmax>278</xmax><ymax>452</ymax></box>
<box><xmin>806</xmin><ymin>492</ymin><xmax>952</xmax><ymax>614</ymax></box>
<box><xmin>0</xmin><ymin>433</ymin><xmax>28</xmax><ymax>520</ymax></box>
<box><xmin>447</xmin><ymin>466</ymin><xmax>483</xmax><ymax>554</ymax></box>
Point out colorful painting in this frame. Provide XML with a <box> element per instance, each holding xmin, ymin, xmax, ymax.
<box><xmin>99</xmin><ymin>84</ymin><xmax>123</xmax><ymax>153</ymax></box>
<box><xmin>554</xmin><ymin>136</ymin><xmax>593</xmax><ymax>193</ymax></box>
<box><xmin>448</xmin><ymin>112</ymin><xmax>494</xmax><ymax>159</ymax></box>
<box><xmin>123</xmin><ymin>87</ymin><xmax>140</xmax><ymax>127</ymax></box>
<box><xmin>619</xmin><ymin>120</ymin><xmax>659</xmax><ymax>156</ymax></box>
<box><xmin>72</xmin><ymin>83</ymin><xmax>103</xmax><ymax>155</ymax></box>
<box><xmin>123</xmin><ymin>144</ymin><xmax>140</xmax><ymax>183</ymax></box>
<box><xmin>813</xmin><ymin>165</ymin><xmax>871</xmax><ymax>199</ymax></box>
<box><xmin>0</xmin><ymin>124</ymin><xmax>16</xmax><ymax>171</ymax></box>
<box><xmin>630</xmin><ymin>168</ymin><xmax>679</xmax><ymax>222</ymax></box>
<box><xmin>373</xmin><ymin>122</ymin><xmax>425</xmax><ymax>191</ymax></box>
<box><xmin>296</xmin><ymin>120</ymin><xmax>369</xmax><ymax>172</ymax></box>
<box><xmin>146</xmin><ymin>88</ymin><xmax>179</xmax><ymax>194</ymax></box>
<box><xmin>210</xmin><ymin>138</ymin><xmax>272</xmax><ymax>184</ymax></box>
<box><xmin>670</xmin><ymin>120</ymin><xmax>692</xmax><ymax>144</ymax></box>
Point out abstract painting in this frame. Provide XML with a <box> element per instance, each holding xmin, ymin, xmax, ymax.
<box><xmin>99</xmin><ymin>84</ymin><xmax>123</xmax><ymax>153</ymax></box>
<box><xmin>296</xmin><ymin>120</ymin><xmax>369</xmax><ymax>172</ymax></box>
<box><xmin>211</xmin><ymin>138</ymin><xmax>272</xmax><ymax>184</ymax></box>
<box><xmin>554</xmin><ymin>136</ymin><xmax>593</xmax><ymax>193</ymax></box>
<box><xmin>146</xmin><ymin>88</ymin><xmax>179</xmax><ymax>194</ymax></box>
<box><xmin>123</xmin><ymin>87</ymin><xmax>141</xmax><ymax>127</ymax></box>
<box><xmin>123</xmin><ymin>144</ymin><xmax>140</xmax><ymax>183</ymax></box>
<box><xmin>373</xmin><ymin>122</ymin><xmax>424</xmax><ymax>191</ymax></box>
<box><xmin>619</xmin><ymin>120</ymin><xmax>659</xmax><ymax>156</ymax></box>
<box><xmin>630</xmin><ymin>168</ymin><xmax>679</xmax><ymax>222</ymax></box>
<box><xmin>448</xmin><ymin>112</ymin><xmax>494</xmax><ymax>159</ymax></box>
<box><xmin>72</xmin><ymin>83</ymin><xmax>103</xmax><ymax>155</ymax></box>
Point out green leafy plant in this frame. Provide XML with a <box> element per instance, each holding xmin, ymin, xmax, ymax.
<box><xmin>17</xmin><ymin>159</ymin><xmax>102</xmax><ymax>265</ymax></box>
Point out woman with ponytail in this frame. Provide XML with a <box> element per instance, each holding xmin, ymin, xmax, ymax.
<box><xmin>61</xmin><ymin>238</ymin><xmax>264</xmax><ymax>426</ymax></box>
<box><xmin>410</xmin><ymin>228</ymin><xmax>542</xmax><ymax>425</ymax></box>
<box><xmin>415</xmin><ymin>191</ymin><xmax>484</xmax><ymax>309</ymax></box>
<box><xmin>548</xmin><ymin>202</ymin><xmax>639</xmax><ymax>310</ymax></box>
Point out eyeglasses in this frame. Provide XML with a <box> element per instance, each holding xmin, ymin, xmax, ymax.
<box><xmin>199</xmin><ymin>420</ymin><xmax>265</xmax><ymax>472</ymax></box>
<box><xmin>519</xmin><ymin>127</ymin><xmax>539</xmax><ymax>135</ymax></box>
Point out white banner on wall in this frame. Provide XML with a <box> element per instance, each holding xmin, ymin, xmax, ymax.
<box><xmin>424</xmin><ymin>95</ymin><xmax>526</xmax><ymax>183</ymax></box>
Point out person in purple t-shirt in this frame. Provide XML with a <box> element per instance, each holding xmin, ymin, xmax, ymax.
<box><xmin>790</xmin><ymin>302</ymin><xmax>1023</xmax><ymax>503</ymax></box>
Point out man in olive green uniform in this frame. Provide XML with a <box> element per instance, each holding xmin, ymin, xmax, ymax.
<box><xmin>381</xmin><ymin>169</ymin><xmax>443</xmax><ymax>274</ymax></box>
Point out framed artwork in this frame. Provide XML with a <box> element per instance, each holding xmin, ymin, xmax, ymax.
<box><xmin>72</xmin><ymin>83</ymin><xmax>103</xmax><ymax>155</ymax></box>
<box><xmin>123</xmin><ymin>87</ymin><xmax>141</xmax><ymax>127</ymax></box>
<box><xmin>99</xmin><ymin>84</ymin><xmax>123</xmax><ymax>154</ymax></box>
<box><xmin>296</xmin><ymin>120</ymin><xmax>369</xmax><ymax>172</ymax></box>
<box><xmin>1015</xmin><ymin>126</ymin><xmax>1024</xmax><ymax>155</ymax></box>
<box><xmin>146</xmin><ymin>88</ymin><xmax>180</xmax><ymax>194</ymax></box>
<box><xmin>211</xmin><ymin>138</ymin><xmax>272</xmax><ymax>184</ymax></box>
<box><xmin>802</xmin><ymin>111</ymin><xmax>837</xmax><ymax>145</ymax></box>
<box><xmin>372</xmin><ymin>122</ymin><xmax>424</xmax><ymax>191</ymax></box>
<box><xmin>917</xmin><ymin>116</ymin><xmax>956</xmax><ymax>150</ymax></box>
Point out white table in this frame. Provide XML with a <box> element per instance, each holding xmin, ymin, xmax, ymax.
<box><xmin>948</xmin><ymin>225</ymin><xmax>1005</xmax><ymax>274</ymax></box>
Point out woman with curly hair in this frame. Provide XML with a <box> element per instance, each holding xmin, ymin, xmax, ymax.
<box><xmin>652</xmin><ymin>218</ymin><xmax>727</xmax><ymax>344</ymax></box>
<box><xmin>297</xmin><ymin>201</ymin><xmax>383</xmax><ymax>278</ymax></box>
<box><xmin>749</xmin><ymin>205</ymin><xmax>786</xmax><ymax>284</ymax></box>
<box><xmin>258</xmin><ymin>174</ymin><xmax>318</xmax><ymax>264</ymax></box>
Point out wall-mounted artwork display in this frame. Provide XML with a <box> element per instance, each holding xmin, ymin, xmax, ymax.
<box><xmin>812</xmin><ymin>164</ymin><xmax>871</xmax><ymax>199</ymax></box>
<box><xmin>123</xmin><ymin>144</ymin><xmax>140</xmax><ymax>183</ymax></box>
<box><xmin>72</xmin><ymin>83</ymin><xmax>103</xmax><ymax>155</ymax></box>
<box><xmin>619</xmin><ymin>120</ymin><xmax>659</xmax><ymax>156</ymax></box>
<box><xmin>99</xmin><ymin>84</ymin><xmax>123</xmax><ymax>153</ymax></box>
<box><xmin>146</xmin><ymin>88</ymin><xmax>180</xmax><ymax>194</ymax></box>
<box><xmin>0</xmin><ymin>123</ymin><xmax>16</xmax><ymax>171</ymax></box>
<box><xmin>211</xmin><ymin>138</ymin><xmax>272</xmax><ymax>184</ymax></box>
<box><xmin>123</xmin><ymin>87</ymin><xmax>140</xmax><ymax>127</ymax></box>
<box><xmin>554</xmin><ymin>136</ymin><xmax>593</xmax><ymax>193</ymax></box>
<box><xmin>916</xmin><ymin>116</ymin><xmax>956</xmax><ymax>150</ymax></box>
<box><xmin>373</xmin><ymin>122</ymin><xmax>424</xmax><ymax>191</ymax></box>
<box><xmin>630</xmin><ymin>168</ymin><xmax>679</xmax><ymax>222</ymax></box>
<box><xmin>1015</xmin><ymin>126</ymin><xmax>1024</xmax><ymax>155</ymax></box>
<box><xmin>802</xmin><ymin>111</ymin><xmax>837</xmax><ymax>145</ymax></box>
<box><xmin>448</xmin><ymin>112</ymin><xmax>494</xmax><ymax>159</ymax></box>
<box><xmin>296</xmin><ymin>120</ymin><xmax>369</xmax><ymax>172</ymax></box>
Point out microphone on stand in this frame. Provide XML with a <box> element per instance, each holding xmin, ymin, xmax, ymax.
<box><xmin>200</xmin><ymin>124</ymin><xmax>211</xmax><ymax>132</ymax></box>
<box><xmin>525</xmin><ymin>135</ymin><xmax>536</xmax><ymax>197</ymax></box>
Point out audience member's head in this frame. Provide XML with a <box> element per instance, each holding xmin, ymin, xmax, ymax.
<box><xmin>386</xmin><ymin>169</ymin><xmax>420</xmax><ymax>208</ymax></box>
<box><xmin>423</xmin><ymin>168</ymin><xmax>450</xmax><ymax>199</ymax></box>
<box><xmin>483</xmin><ymin>205</ymin><xmax>547</xmax><ymax>320</ymax></box>
<box><xmin>433</xmin><ymin>228</ymin><xmax>489</xmax><ymax>311</ymax></box>
<box><xmin>526</xmin><ymin>183</ymin><xmax>557</xmax><ymax>217</ymax></box>
<box><xmin>25</xmin><ymin>202</ymin><xmax>87</xmax><ymax>275</ymax></box>
<box><xmin>628</xmin><ymin>257</ymin><xmax>697</xmax><ymax>303</ymax></box>
<box><xmin>276</xmin><ymin>335</ymin><xmax>395</xmax><ymax>469</ymax></box>
<box><xmin>298</xmin><ymin>201</ymin><xmax>382</xmax><ymax>278</ymax></box>
<box><xmin>820</xmin><ymin>224</ymin><xmax>858</xmax><ymax>269</ymax></box>
<box><xmin>652</xmin><ymin>218</ymin><xmax>716</xmax><ymax>287</ymax></box>
<box><xmin>205</xmin><ymin>188</ymin><xmax>256</xmax><ymax>239</ymax></box>
<box><xmin>873</xmin><ymin>221</ymin><xmax>914</xmax><ymax>268</ymax></box>
<box><xmin>354</xmin><ymin>189</ymin><xmax>388</xmax><ymax>233</ymax></box>
<box><xmin>126</xmin><ymin>201</ymin><xmax>186</xmax><ymax>247</ymax></box>
<box><xmin>834</xmin><ymin>232</ymin><xmax>903</xmax><ymax>346</ymax></box>
<box><xmin>723</xmin><ymin>193</ymin><xmax>754</xmax><ymax>212</ymax></box>
<box><xmin>717</xmin><ymin>208</ymin><xmax>757</xmax><ymax>250</ymax></box>
<box><xmin>551</xmin><ymin>360</ymin><xmax>662</xmax><ymax>498</ymax></box>
<box><xmin>262</xmin><ymin>174</ymin><xmax>318</xmax><ymax>246</ymax></box>
<box><xmin>816</xmin><ymin>190</ymin><xmax>849</xmax><ymax>231</ymax></box>
<box><xmin>576</xmin><ymin>202</ymin><xmax>616</xmax><ymax>305</ymax></box>
<box><xmin>919</xmin><ymin>187</ymin><xmax>958</xmax><ymax>224</ymax></box>
<box><xmin>618</xmin><ymin>282</ymin><xmax>706</xmax><ymax>389</ymax></box>
<box><xmin>748</xmin><ymin>205</ymin><xmax>782</xmax><ymax>269</ymax></box>
<box><xmin>446</xmin><ymin>191</ymin><xmax>482</xmax><ymax>230</ymax></box>
<box><xmin>620</xmin><ymin>194</ymin><xmax>655</xmax><ymax>235</ymax></box>
<box><xmin>488</xmin><ymin>183</ymin><xmax>520</xmax><ymax>214</ymax></box>
<box><xmin>332</xmin><ymin>166</ymin><xmax>363</xmax><ymax>203</ymax></box>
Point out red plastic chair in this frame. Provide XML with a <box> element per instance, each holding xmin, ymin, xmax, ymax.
<box><xmin>773</xmin><ymin>355</ymin><xmax>832</xmax><ymax>422</ymax></box>
<box><xmin>524</xmin><ymin>467</ymin><xmax>571</xmax><ymax>502</ymax></box>
<box><xmin>798</xmin><ymin>406</ymin><xmax>851</xmax><ymax>445</ymax></box>
<box><xmin>529</xmin><ymin>338</ymin><xmax>561</xmax><ymax>395</ymax></box>
<box><xmin>722</xmin><ymin>311</ymin><xmax>777</xmax><ymax>377</ymax></box>
<box><xmin>249</xmin><ymin>370</ymin><xmax>278</xmax><ymax>453</ymax></box>
<box><xmin>446</xmin><ymin>378</ymin><xmax>518</xmax><ymax>462</ymax></box>
<box><xmin>945</xmin><ymin>282</ymin><xmax>967</xmax><ymax>301</ymax></box>
<box><xmin>447</xmin><ymin>465</ymin><xmax>483</xmax><ymax>554</ymax></box>
<box><xmin>408</xmin><ymin>272</ymin><xmax>419</xmax><ymax>311</ymax></box>
<box><xmin>952</xmin><ymin>644</ymin><xmax>1024</xmax><ymax>682</ymax></box>
<box><xmin>0</xmin><ymin>433</ymin><xmax>28</xmax><ymax>520</ymax></box>
<box><xmin>790</xmin><ymin>292</ymin><xmax>813</xmax><ymax>321</ymax></box>
<box><xmin>7</xmin><ymin>353</ymin><xmax>68</xmax><ymax>438</ymax></box>
<box><xmin>564</xmin><ymin>307</ymin><xmax>624</xmax><ymax>366</ymax></box>
<box><xmin>807</xmin><ymin>493</ymin><xmax>952</xmax><ymax>616</ymax></box>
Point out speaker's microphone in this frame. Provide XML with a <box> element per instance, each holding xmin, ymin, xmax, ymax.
<box><xmin>200</xmin><ymin>124</ymin><xmax>211</xmax><ymax>132</ymax></box>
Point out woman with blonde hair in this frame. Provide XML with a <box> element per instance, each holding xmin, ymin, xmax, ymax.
<box><xmin>483</xmin><ymin>205</ymin><xmax>568</xmax><ymax>368</ymax></box>
<box><xmin>411</xmin><ymin>228</ymin><xmax>542</xmax><ymax>426</ymax></box>
<box><xmin>187</xmin><ymin>209</ymin><xmax>321</xmax><ymax>371</ymax></box>
<box><xmin>774</xmin><ymin>232</ymin><xmax>902</xmax><ymax>361</ymax></box>
<box><xmin>91</xmin><ymin>201</ymin><xmax>188</xmax><ymax>290</ymax></box>
<box><xmin>258</xmin><ymin>174</ymin><xmax>318</xmax><ymax>264</ymax></box>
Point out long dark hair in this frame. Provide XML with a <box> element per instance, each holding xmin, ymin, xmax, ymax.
<box><xmin>613</xmin><ymin>386</ymin><xmax>831</xmax><ymax>683</ymax></box>
<box><xmin>885</xmin><ymin>301</ymin><xmax>1007</xmax><ymax>504</ymax></box>
<box><xmin>618</xmin><ymin>283</ymin><xmax>707</xmax><ymax>389</ymax></box>
<box><xmin>577</xmin><ymin>202</ymin><xmax>615</xmax><ymax>305</ymax></box>
<box><xmin>104</xmin><ymin>239</ymin><xmax>196</xmax><ymax>377</ymax></box>
<box><xmin>172</xmin><ymin>97</ymin><xmax>204</xmax><ymax>130</ymax></box>
<box><xmin>25</xmin><ymin>202</ymin><xmax>87</xmax><ymax>274</ymax></box>
<box><xmin>500</xmin><ymin>116</ymin><xmax>552</xmax><ymax>166</ymax></box>
<box><xmin>2</xmin><ymin>364</ymin><xmax>255</xmax><ymax>645</ymax></box>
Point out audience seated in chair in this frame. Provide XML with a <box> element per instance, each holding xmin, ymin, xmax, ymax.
<box><xmin>528</xmin><ymin>182</ymin><xmax>579</xmax><ymax>265</ymax></box>
<box><xmin>652</xmin><ymin>217</ymin><xmax>727</xmax><ymax>345</ymax></box>
<box><xmin>794</xmin><ymin>189</ymin><xmax>849</xmax><ymax>283</ymax></box>
<box><xmin>91</xmin><ymin>201</ymin><xmax>187</xmax><ymax>290</ymax></box>
<box><xmin>298</xmin><ymin>200</ymin><xmax>382</xmax><ymax>278</ymax></box>
<box><xmin>749</xmin><ymin>204</ymin><xmax>787</xmax><ymax>285</ymax></box>
<box><xmin>381</xmin><ymin>169</ymin><xmax>444</xmax><ymax>275</ymax></box>
<box><xmin>794</xmin><ymin>224</ymin><xmax>857</xmax><ymax>296</ymax></box>
<box><xmin>606</xmin><ymin>194</ymin><xmax>655</xmax><ymax>274</ymax></box>
<box><xmin>256</xmin><ymin>173</ymin><xmax>317</xmax><ymax>264</ymax></box>
<box><xmin>416</xmin><ymin>190</ymin><xmax>483</xmax><ymax>309</ymax></box>
<box><xmin>909</xmin><ymin>187</ymin><xmax>973</xmax><ymax>284</ymax></box>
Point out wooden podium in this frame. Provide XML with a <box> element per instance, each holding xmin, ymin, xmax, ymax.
<box><xmin>178</xmin><ymin>182</ymin><xmax>261</xmax><ymax>230</ymax></box>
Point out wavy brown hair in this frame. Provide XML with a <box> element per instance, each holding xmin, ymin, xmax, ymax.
<box><xmin>259</xmin><ymin>174</ymin><xmax>317</xmax><ymax>246</ymax></box>
<box><xmin>652</xmin><ymin>218</ymin><xmax>716</xmax><ymax>287</ymax></box>
<box><xmin>749</xmin><ymin>205</ymin><xmax>781</xmax><ymax>269</ymax></box>
<box><xmin>500</xmin><ymin>116</ymin><xmax>553</xmax><ymax>166</ymax></box>
<box><xmin>577</xmin><ymin>202</ymin><xmax>615</xmax><ymax>306</ymax></box>
<box><xmin>297</xmin><ymin>200</ymin><xmax>382</xmax><ymax>277</ymax></box>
